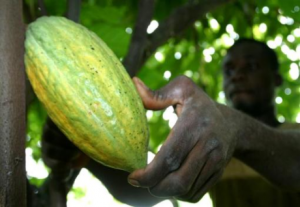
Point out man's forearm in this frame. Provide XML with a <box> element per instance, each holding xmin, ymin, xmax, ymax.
<box><xmin>219</xmin><ymin>104</ymin><xmax>300</xmax><ymax>191</ymax></box>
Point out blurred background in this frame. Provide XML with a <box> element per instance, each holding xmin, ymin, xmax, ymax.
<box><xmin>24</xmin><ymin>0</ymin><xmax>300</xmax><ymax>206</ymax></box>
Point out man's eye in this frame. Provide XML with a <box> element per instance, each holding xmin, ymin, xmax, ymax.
<box><xmin>225</xmin><ymin>67</ymin><xmax>234</xmax><ymax>76</ymax></box>
<box><xmin>246</xmin><ymin>62</ymin><xmax>258</xmax><ymax>71</ymax></box>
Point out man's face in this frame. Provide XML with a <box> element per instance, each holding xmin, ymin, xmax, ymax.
<box><xmin>222</xmin><ymin>42</ymin><xmax>279</xmax><ymax>114</ymax></box>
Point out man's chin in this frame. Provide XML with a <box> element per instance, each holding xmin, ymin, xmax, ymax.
<box><xmin>233</xmin><ymin>102</ymin><xmax>260</xmax><ymax>116</ymax></box>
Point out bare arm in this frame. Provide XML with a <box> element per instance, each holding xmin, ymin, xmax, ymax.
<box><xmin>220</xmin><ymin>103</ymin><xmax>300</xmax><ymax>190</ymax></box>
<box><xmin>128</xmin><ymin>76</ymin><xmax>300</xmax><ymax>203</ymax></box>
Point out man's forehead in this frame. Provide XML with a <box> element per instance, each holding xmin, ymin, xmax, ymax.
<box><xmin>223</xmin><ymin>53</ymin><xmax>259</xmax><ymax>63</ymax></box>
<box><xmin>223</xmin><ymin>43</ymin><xmax>265</xmax><ymax>63</ymax></box>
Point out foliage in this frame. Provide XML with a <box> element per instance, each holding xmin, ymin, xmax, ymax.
<box><xmin>26</xmin><ymin>98</ymin><xmax>47</xmax><ymax>162</ymax></box>
<box><xmin>24</xmin><ymin>0</ymin><xmax>300</xmax><ymax>202</ymax></box>
<box><xmin>70</xmin><ymin>187</ymin><xmax>86</xmax><ymax>200</ymax></box>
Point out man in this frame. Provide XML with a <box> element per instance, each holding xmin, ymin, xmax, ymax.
<box><xmin>128</xmin><ymin>52</ymin><xmax>300</xmax><ymax>202</ymax></box>
<box><xmin>209</xmin><ymin>38</ymin><xmax>300</xmax><ymax>207</ymax></box>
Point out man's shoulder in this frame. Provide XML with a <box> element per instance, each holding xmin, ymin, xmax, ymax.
<box><xmin>278</xmin><ymin>122</ymin><xmax>300</xmax><ymax>130</ymax></box>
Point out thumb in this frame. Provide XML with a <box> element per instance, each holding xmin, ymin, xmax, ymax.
<box><xmin>132</xmin><ymin>77</ymin><xmax>181</xmax><ymax>111</ymax></box>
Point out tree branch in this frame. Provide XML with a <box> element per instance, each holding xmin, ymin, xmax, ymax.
<box><xmin>38</xmin><ymin>0</ymin><xmax>48</xmax><ymax>16</ymax></box>
<box><xmin>137</xmin><ymin>0</ymin><xmax>234</xmax><ymax>71</ymax></box>
<box><xmin>122</xmin><ymin>0</ymin><xmax>156</xmax><ymax>77</ymax></box>
<box><xmin>23</xmin><ymin>1</ymin><xmax>34</xmax><ymax>23</ymax></box>
<box><xmin>44</xmin><ymin>2</ymin><xmax>82</xmax><ymax>206</ymax></box>
<box><xmin>66</xmin><ymin>0</ymin><xmax>82</xmax><ymax>23</ymax></box>
<box><xmin>236</xmin><ymin>1</ymin><xmax>255</xmax><ymax>38</ymax></box>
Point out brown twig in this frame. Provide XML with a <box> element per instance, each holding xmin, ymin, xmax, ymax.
<box><xmin>234</xmin><ymin>1</ymin><xmax>254</xmax><ymax>38</ymax></box>
<box><xmin>45</xmin><ymin>2</ymin><xmax>83</xmax><ymax>207</ymax></box>
<box><xmin>122</xmin><ymin>0</ymin><xmax>156</xmax><ymax>77</ymax></box>
<box><xmin>38</xmin><ymin>0</ymin><xmax>48</xmax><ymax>16</ymax></box>
<box><xmin>66</xmin><ymin>0</ymin><xmax>82</xmax><ymax>23</ymax></box>
<box><xmin>23</xmin><ymin>1</ymin><xmax>34</xmax><ymax>23</ymax></box>
<box><xmin>124</xmin><ymin>0</ymin><xmax>234</xmax><ymax>76</ymax></box>
<box><xmin>143</xmin><ymin>0</ymin><xmax>234</xmax><ymax>64</ymax></box>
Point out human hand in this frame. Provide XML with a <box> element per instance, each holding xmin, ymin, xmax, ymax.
<box><xmin>128</xmin><ymin>76</ymin><xmax>237</xmax><ymax>202</ymax></box>
<box><xmin>42</xmin><ymin>117</ymin><xmax>89</xmax><ymax>172</ymax></box>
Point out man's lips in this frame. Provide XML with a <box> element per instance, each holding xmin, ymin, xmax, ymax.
<box><xmin>229</xmin><ymin>89</ymin><xmax>254</xmax><ymax>99</ymax></box>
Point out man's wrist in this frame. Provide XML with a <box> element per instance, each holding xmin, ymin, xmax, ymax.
<box><xmin>216</xmin><ymin>103</ymin><xmax>250</xmax><ymax>157</ymax></box>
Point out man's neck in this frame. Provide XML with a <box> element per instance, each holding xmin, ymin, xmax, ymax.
<box><xmin>247</xmin><ymin>105</ymin><xmax>280</xmax><ymax>128</ymax></box>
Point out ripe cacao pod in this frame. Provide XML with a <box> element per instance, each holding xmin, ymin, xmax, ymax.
<box><xmin>25</xmin><ymin>16</ymin><xmax>149</xmax><ymax>172</ymax></box>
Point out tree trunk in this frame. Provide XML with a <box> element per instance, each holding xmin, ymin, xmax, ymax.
<box><xmin>0</xmin><ymin>0</ymin><xmax>26</xmax><ymax>206</ymax></box>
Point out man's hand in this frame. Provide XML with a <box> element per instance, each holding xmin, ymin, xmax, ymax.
<box><xmin>128</xmin><ymin>76</ymin><xmax>237</xmax><ymax>202</ymax></box>
<box><xmin>42</xmin><ymin>118</ymin><xmax>89</xmax><ymax>171</ymax></box>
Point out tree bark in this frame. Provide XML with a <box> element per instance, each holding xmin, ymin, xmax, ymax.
<box><xmin>122</xmin><ymin>0</ymin><xmax>155</xmax><ymax>77</ymax></box>
<box><xmin>67</xmin><ymin>0</ymin><xmax>82</xmax><ymax>23</ymax></box>
<box><xmin>147</xmin><ymin>0</ymin><xmax>233</xmax><ymax>55</ymax></box>
<box><xmin>0</xmin><ymin>0</ymin><xmax>26</xmax><ymax>206</ymax></box>
<box><xmin>124</xmin><ymin>0</ymin><xmax>234</xmax><ymax>75</ymax></box>
<box><xmin>44</xmin><ymin>2</ymin><xmax>82</xmax><ymax>207</ymax></box>
<box><xmin>38</xmin><ymin>0</ymin><xmax>48</xmax><ymax>16</ymax></box>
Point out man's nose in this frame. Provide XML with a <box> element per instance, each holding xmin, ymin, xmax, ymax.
<box><xmin>231</xmin><ymin>67</ymin><xmax>246</xmax><ymax>81</ymax></box>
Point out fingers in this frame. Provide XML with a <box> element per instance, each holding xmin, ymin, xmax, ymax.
<box><xmin>43</xmin><ymin>117</ymin><xmax>77</xmax><ymax>149</ymax></box>
<box><xmin>129</xmin><ymin>132</ymin><xmax>226</xmax><ymax>202</ymax></box>
<box><xmin>129</xmin><ymin>75</ymin><xmax>226</xmax><ymax>202</ymax></box>
<box><xmin>41</xmin><ymin>140</ymin><xmax>79</xmax><ymax>162</ymax></box>
<box><xmin>128</xmin><ymin>108</ymin><xmax>202</xmax><ymax>188</ymax></box>
<box><xmin>148</xmin><ymin>136</ymin><xmax>225</xmax><ymax>199</ymax></box>
<box><xmin>132</xmin><ymin>76</ymin><xmax>197</xmax><ymax>111</ymax></box>
<box><xmin>188</xmin><ymin>170</ymin><xmax>223</xmax><ymax>203</ymax></box>
<box><xmin>177</xmin><ymin>150</ymin><xmax>225</xmax><ymax>202</ymax></box>
<box><xmin>42</xmin><ymin>117</ymin><xmax>83</xmax><ymax>169</ymax></box>
<box><xmin>132</xmin><ymin>77</ymin><xmax>179</xmax><ymax>110</ymax></box>
<box><xmin>148</xmin><ymin>137</ymin><xmax>209</xmax><ymax>197</ymax></box>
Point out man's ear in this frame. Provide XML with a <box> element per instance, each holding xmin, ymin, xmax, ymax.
<box><xmin>275</xmin><ymin>73</ymin><xmax>283</xmax><ymax>86</ymax></box>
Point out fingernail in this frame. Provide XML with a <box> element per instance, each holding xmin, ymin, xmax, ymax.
<box><xmin>134</xmin><ymin>77</ymin><xmax>145</xmax><ymax>86</ymax></box>
<box><xmin>134</xmin><ymin>77</ymin><xmax>143</xmax><ymax>86</ymax></box>
<box><xmin>128</xmin><ymin>178</ymin><xmax>140</xmax><ymax>187</ymax></box>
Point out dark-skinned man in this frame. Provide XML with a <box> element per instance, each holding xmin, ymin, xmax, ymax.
<box><xmin>128</xmin><ymin>46</ymin><xmax>300</xmax><ymax>202</ymax></box>
<box><xmin>209</xmin><ymin>38</ymin><xmax>300</xmax><ymax>207</ymax></box>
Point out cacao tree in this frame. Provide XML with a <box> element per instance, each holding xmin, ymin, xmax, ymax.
<box><xmin>0</xmin><ymin>0</ymin><xmax>26</xmax><ymax>206</ymax></box>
